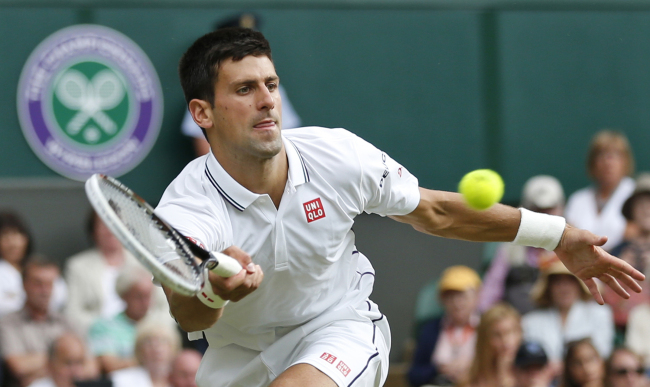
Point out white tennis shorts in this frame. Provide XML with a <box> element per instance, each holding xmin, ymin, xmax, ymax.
<box><xmin>196</xmin><ymin>301</ymin><xmax>390</xmax><ymax>387</ymax></box>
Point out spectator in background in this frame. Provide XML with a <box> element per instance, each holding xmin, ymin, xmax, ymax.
<box><xmin>180</xmin><ymin>12</ymin><xmax>302</xmax><ymax>157</ymax></box>
<box><xmin>168</xmin><ymin>350</ymin><xmax>202</xmax><ymax>387</ymax></box>
<box><xmin>513</xmin><ymin>341</ymin><xmax>553</xmax><ymax>387</ymax></box>
<box><xmin>605</xmin><ymin>348</ymin><xmax>648</xmax><ymax>387</ymax></box>
<box><xmin>0</xmin><ymin>256</ymin><xmax>79</xmax><ymax>387</ymax></box>
<box><xmin>0</xmin><ymin>211</ymin><xmax>66</xmax><ymax>316</ymax></box>
<box><xmin>458</xmin><ymin>303</ymin><xmax>522</xmax><ymax>387</ymax></box>
<box><xmin>408</xmin><ymin>266</ymin><xmax>481</xmax><ymax>386</ymax></box>
<box><xmin>479</xmin><ymin>175</ymin><xmax>565</xmax><ymax>315</ymax></box>
<box><xmin>89</xmin><ymin>264</ymin><xmax>174</xmax><ymax>375</ymax></box>
<box><xmin>522</xmin><ymin>259</ymin><xmax>614</xmax><ymax>375</ymax></box>
<box><xmin>565</xmin><ymin>130</ymin><xmax>636</xmax><ymax>251</ymax></box>
<box><xmin>28</xmin><ymin>333</ymin><xmax>98</xmax><ymax>387</ymax></box>
<box><xmin>561</xmin><ymin>338</ymin><xmax>605</xmax><ymax>387</ymax></box>
<box><xmin>64</xmin><ymin>210</ymin><xmax>169</xmax><ymax>335</ymax></box>
<box><xmin>604</xmin><ymin>173</ymin><xmax>650</xmax><ymax>344</ymax></box>
<box><xmin>110</xmin><ymin>322</ymin><xmax>181</xmax><ymax>387</ymax></box>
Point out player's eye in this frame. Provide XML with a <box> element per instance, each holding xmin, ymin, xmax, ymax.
<box><xmin>237</xmin><ymin>86</ymin><xmax>250</xmax><ymax>95</ymax></box>
<box><xmin>267</xmin><ymin>83</ymin><xmax>277</xmax><ymax>92</ymax></box>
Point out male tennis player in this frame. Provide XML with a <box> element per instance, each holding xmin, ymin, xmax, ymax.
<box><xmin>156</xmin><ymin>28</ymin><xmax>644</xmax><ymax>387</ymax></box>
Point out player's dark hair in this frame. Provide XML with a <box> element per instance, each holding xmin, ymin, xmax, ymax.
<box><xmin>178</xmin><ymin>27</ymin><xmax>273</xmax><ymax>107</ymax></box>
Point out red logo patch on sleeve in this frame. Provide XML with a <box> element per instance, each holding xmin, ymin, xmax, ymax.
<box><xmin>303</xmin><ymin>198</ymin><xmax>325</xmax><ymax>223</ymax></box>
<box><xmin>336</xmin><ymin>360</ymin><xmax>351</xmax><ymax>377</ymax></box>
<box><xmin>320</xmin><ymin>352</ymin><xmax>337</xmax><ymax>364</ymax></box>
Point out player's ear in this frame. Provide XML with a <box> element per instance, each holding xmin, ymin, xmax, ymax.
<box><xmin>189</xmin><ymin>99</ymin><xmax>214</xmax><ymax>129</ymax></box>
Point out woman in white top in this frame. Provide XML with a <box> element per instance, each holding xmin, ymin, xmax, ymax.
<box><xmin>522</xmin><ymin>259</ymin><xmax>614</xmax><ymax>378</ymax></box>
<box><xmin>0</xmin><ymin>211</ymin><xmax>66</xmax><ymax>316</ymax></box>
<box><xmin>565</xmin><ymin>130</ymin><xmax>636</xmax><ymax>251</ymax></box>
<box><xmin>110</xmin><ymin>322</ymin><xmax>181</xmax><ymax>387</ymax></box>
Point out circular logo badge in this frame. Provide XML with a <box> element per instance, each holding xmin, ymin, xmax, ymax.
<box><xmin>17</xmin><ymin>25</ymin><xmax>163</xmax><ymax>181</ymax></box>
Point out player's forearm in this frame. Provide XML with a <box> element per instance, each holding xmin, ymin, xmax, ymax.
<box><xmin>163</xmin><ymin>285</ymin><xmax>223</xmax><ymax>332</ymax></box>
<box><xmin>392</xmin><ymin>188</ymin><xmax>521</xmax><ymax>242</ymax></box>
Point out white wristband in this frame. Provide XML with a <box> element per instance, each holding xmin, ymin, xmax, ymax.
<box><xmin>513</xmin><ymin>208</ymin><xmax>566</xmax><ymax>251</ymax></box>
<box><xmin>197</xmin><ymin>270</ymin><xmax>228</xmax><ymax>309</ymax></box>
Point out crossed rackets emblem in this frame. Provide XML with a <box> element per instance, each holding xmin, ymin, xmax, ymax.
<box><xmin>55</xmin><ymin>69</ymin><xmax>126</xmax><ymax>137</ymax></box>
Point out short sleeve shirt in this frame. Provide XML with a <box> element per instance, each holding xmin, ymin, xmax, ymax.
<box><xmin>156</xmin><ymin>127</ymin><xmax>420</xmax><ymax>350</ymax></box>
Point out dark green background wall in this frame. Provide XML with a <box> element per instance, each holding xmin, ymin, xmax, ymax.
<box><xmin>5</xmin><ymin>1</ymin><xmax>650</xmax><ymax>204</ymax></box>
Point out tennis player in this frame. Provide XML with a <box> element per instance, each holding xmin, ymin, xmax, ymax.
<box><xmin>156</xmin><ymin>28</ymin><xmax>644</xmax><ymax>387</ymax></box>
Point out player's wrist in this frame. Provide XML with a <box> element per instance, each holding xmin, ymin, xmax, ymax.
<box><xmin>197</xmin><ymin>270</ymin><xmax>228</xmax><ymax>309</ymax></box>
<box><xmin>512</xmin><ymin>208</ymin><xmax>566</xmax><ymax>251</ymax></box>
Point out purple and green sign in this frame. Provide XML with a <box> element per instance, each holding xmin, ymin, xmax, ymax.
<box><xmin>17</xmin><ymin>25</ymin><xmax>163</xmax><ymax>181</ymax></box>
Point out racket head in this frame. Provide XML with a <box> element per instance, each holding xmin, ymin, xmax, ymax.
<box><xmin>85</xmin><ymin>174</ymin><xmax>203</xmax><ymax>296</ymax></box>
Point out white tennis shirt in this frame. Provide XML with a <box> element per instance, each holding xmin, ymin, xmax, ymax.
<box><xmin>156</xmin><ymin>127</ymin><xmax>420</xmax><ymax>351</ymax></box>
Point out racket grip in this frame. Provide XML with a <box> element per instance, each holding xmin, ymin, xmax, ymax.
<box><xmin>210</xmin><ymin>252</ymin><xmax>243</xmax><ymax>278</ymax></box>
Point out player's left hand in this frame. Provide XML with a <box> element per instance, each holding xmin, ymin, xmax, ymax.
<box><xmin>554</xmin><ymin>224</ymin><xmax>645</xmax><ymax>305</ymax></box>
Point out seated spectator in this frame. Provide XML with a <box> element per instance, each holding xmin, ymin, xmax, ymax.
<box><xmin>603</xmin><ymin>173</ymin><xmax>650</xmax><ymax>343</ymax></box>
<box><xmin>458</xmin><ymin>303</ymin><xmax>522</xmax><ymax>387</ymax></box>
<box><xmin>565</xmin><ymin>130</ymin><xmax>636</xmax><ymax>251</ymax></box>
<box><xmin>110</xmin><ymin>322</ymin><xmax>181</xmax><ymax>387</ymax></box>
<box><xmin>64</xmin><ymin>210</ymin><xmax>168</xmax><ymax>335</ymax></box>
<box><xmin>88</xmin><ymin>265</ymin><xmax>161</xmax><ymax>374</ymax></box>
<box><xmin>522</xmin><ymin>259</ymin><xmax>614</xmax><ymax>372</ymax></box>
<box><xmin>625</xmin><ymin>300</ymin><xmax>650</xmax><ymax>368</ymax></box>
<box><xmin>168</xmin><ymin>349</ymin><xmax>202</xmax><ymax>387</ymax></box>
<box><xmin>28</xmin><ymin>333</ymin><xmax>99</xmax><ymax>387</ymax></box>
<box><xmin>479</xmin><ymin>175</ymin><xmax>565</xmax><ymax>315</ymax></box>
<box><xmin>561</xmin><ymin>338</ymin><xmax>605</xmax><ymax>387</ymax></box>
<box><xmin>513</xmin><ymin>341</ymin><xmax>553</xmax><ymax>387</ymax></box>
<box><xmin>0</xmin><ymin>256</ymin><xmax>77</xmax><ymax>387</ymax></box>
<box><xmin>408</xmin><ymin>265</ymin><xmax>481</xmax><ymax>386</ymax></box>
<box><xmin>605</xmin><ymin>348</ymin><xmax>648</xmax><ymax>387</ymax></box>
<box><xmin>0</xmin><ymin>211</ymin><xmax>66</xmax><ymax>316</ymax></box>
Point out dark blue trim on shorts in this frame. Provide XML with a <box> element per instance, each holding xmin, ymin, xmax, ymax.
<box><xmin>348</xmin><ymin>352</ymin><xmax>379</xmax><ymax>387</ymax></box>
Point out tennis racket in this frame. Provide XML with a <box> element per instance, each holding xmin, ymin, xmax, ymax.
<box><xmin>84</xmin><ymin>173</ymin><xmax>242</xmax><ymax>297</ymax></box>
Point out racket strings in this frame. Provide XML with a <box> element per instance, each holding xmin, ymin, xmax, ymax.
<box><xmin>98</xmin><ymin>179</ymin><xmax>200</xmax><ymax>286</ymax></box>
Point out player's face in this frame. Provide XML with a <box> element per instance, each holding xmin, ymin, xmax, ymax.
<box><xmin>208</xmin><ymin>55</ymin><xmax>283</xmax><ymax>161</ymax></box>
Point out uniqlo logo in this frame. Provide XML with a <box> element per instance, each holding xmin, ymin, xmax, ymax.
<box><xmin>303</xmin><ymin>198</ymin><xmax>325</xmax><ymax>223</ymax></box>
<box><xmin>320</xmin><ymin>352</ymin><xmax>337</xmax><ymax>364</ymax></box>
<box><xmin>336</xmin><ymin>361</ymin><xmax>351</xmax><ymax>377</ymax></box>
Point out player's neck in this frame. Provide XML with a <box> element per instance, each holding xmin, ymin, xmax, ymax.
<box><xmin>215</xmin><ymin>147</ymin><xmax>288</xmax><ymax>209</ymax></box>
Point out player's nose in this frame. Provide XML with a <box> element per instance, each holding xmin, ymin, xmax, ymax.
<box><xmin>257</xmin><ymin>85</ymin><xmax>275</xmax><ymax>111</ymax></box>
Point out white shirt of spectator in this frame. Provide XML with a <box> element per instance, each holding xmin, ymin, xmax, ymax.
<box><xmin>181</xmin><ymin>84</ymin><xmax>302</xmax><ymax>139</ymax></box>
<box><xmin>156</xmin><ymin>127</ymin><xmax>420</xmax><ymax>351</ymax></box>
<box><xmin>100</xmin><ymin>265</ymin><xmax>125</xmax><ymax>318</ymax></box>
<box><xmin>564</xmin><ymin>176</ymin><xmax>635</xmax><ymax>251</ymax></box>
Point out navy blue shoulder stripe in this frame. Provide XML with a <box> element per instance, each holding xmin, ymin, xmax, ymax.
<box><xmin>287</xmin><ymin>139</ymin><xmax>310</xmax><ymax>182</ymax></box>
<box><xmin>204</xmin><ymin>168</ymin><xmax>245</xmax><ymax>212</ymax></box>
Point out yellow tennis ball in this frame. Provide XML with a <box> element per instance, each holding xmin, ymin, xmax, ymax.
<box><xmin>458</xmin><ymin>169</ymin><xmax>504</xmax><ymax>210</ymax></box>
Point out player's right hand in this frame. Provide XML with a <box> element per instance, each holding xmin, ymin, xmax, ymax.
<box><xmin>207</xmin><ymin>245</ymin><xmax>263</xmax><ymax>302</ymax></box>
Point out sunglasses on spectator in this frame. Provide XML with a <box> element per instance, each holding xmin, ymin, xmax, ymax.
<box><xmin>613</xmin><ymin>367</ymin><xmax>645</xmax><ymax>376</ymax></box>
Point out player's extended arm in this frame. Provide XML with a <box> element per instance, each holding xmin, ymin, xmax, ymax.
<box><xmin>390</xmin><ymin>188</ymin><xmax>644</xmax><ymax>303</ymax></box>
<box><xmin>164</xmin><ymin>245</ymin><xmax>263</xmax><ymax>332</ymax></box>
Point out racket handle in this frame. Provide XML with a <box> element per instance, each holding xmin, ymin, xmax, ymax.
<box><xmin>209</xmin><ymin>252</ymin><xmax>243</xmax><ymax>278</ymax></box>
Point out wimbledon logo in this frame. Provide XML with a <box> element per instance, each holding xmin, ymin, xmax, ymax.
<box><xmin>17</xmin><ymin>25</ymin><xmax>163</xmax><ymax>181</ymax></box>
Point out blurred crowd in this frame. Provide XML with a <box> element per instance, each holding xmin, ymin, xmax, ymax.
<box><xmin>0</xmin><ymin>209</ymin><xmax>203</xmax><ymax>387</ymax></box>
<box><xmin>408</xmin><ymin>130</ymin><xmax>650</xmax><ymax>387</ymax></box>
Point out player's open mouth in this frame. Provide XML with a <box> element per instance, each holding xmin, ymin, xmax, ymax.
<box><xmin>253</xmin><ymin>119</ymin><xmax>276</xmax><ymax>129</ymax></box>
